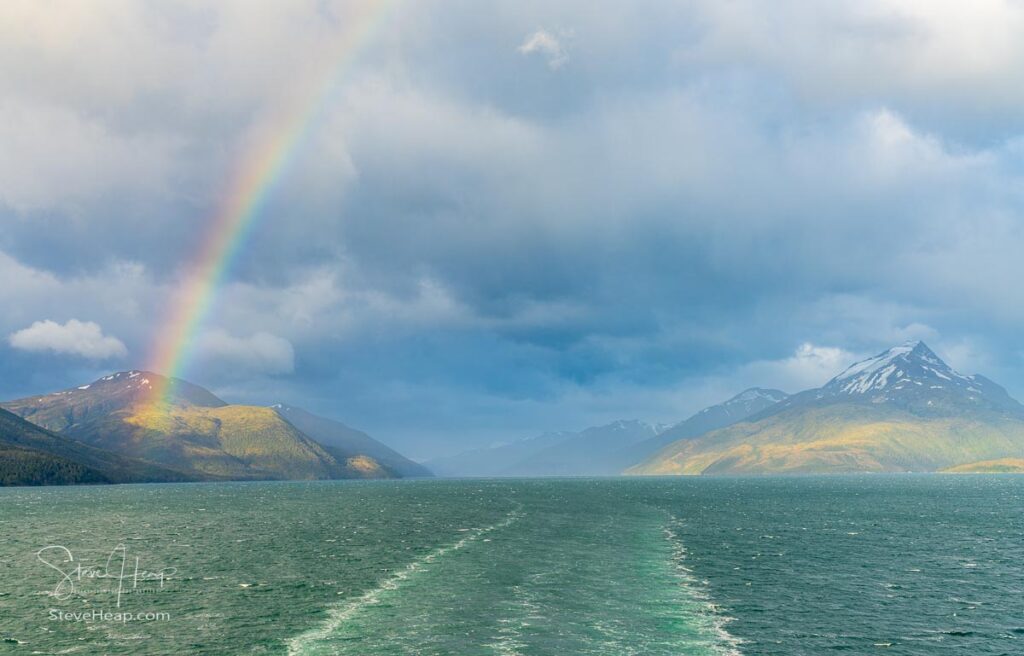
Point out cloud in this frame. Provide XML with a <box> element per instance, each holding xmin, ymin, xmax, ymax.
<box><xmin>8</xmin><ymin>319</ymin><xmax>127</xmax><ymax>360</ymax></box>
<box><xmin>193</xmin><ymin>330</ymin><xmax>295</xmax><ymax>376</ymax></box>
<box><xmin>4</xmin><ymin>2</ymin><xmax>1024</xmax><ymax>453</ymax></box>
<box><xmin>677</xmin><ymin>0</ymin><xmax>1024</xmax><ymax>115</ymax></box>
<box><xmin>0</xmin><ymin>100</ymin><xmax>181</xmax><ymax>214</ymax></box>
<box><xmin>518</xmin><ymin>29</ymin><xmax>569</xmax><ymax>69</ymax></box>
<box><xmin>623</xmin><ymin>342</ymin><xmax>863</xmax><ymax>426</ymax></box>
<box><xmin>736</xmin><ymin>343</ymin><xmax>862</xmax><ymax>393</ymax></box>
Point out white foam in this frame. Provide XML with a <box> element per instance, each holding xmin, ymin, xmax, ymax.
<box><xmin>664</xmin><ymin>516</ymin><xmax>745</xmax><ymax>656</ymax></box>
<box><xmin>286</xmin><ymin>507</ymin><xmax>523</xmax><ymax>655</ymax></box>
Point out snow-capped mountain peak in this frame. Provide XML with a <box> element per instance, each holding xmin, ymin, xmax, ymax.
<box><xmin>695</xmin><ymin>387</ymin><xmax>788</xmax><ymax>419</ymax></box>
<box><xmin>822</xmin><ymin>341</ymin><xmax>990</xmax><ymax>402</ymax></box>
<box><xmin>731</xmin><ymin>388</ymin><xmax>788</xmax><ymax>404</ymax></box>
<box><xmin>758</xmin><ymin>340</ymin><xmax>1024</xmax><ymax>419</ymax></box>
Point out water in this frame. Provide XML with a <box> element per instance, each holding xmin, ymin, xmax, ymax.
<box><xmin>1</xmin><ymin>476</ymin><xmax>1023</xmax><ymax>654</ymax></box>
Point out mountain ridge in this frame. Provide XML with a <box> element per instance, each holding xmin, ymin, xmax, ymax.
<box><xmin>270</xmin><ymin>404</ymin><xmax>432</xmax><ymax>478</ymax></box>
<box><xmin>426</xmin><ymin>420</ymin><xmax>660</xmax><ymax>477</ymax></box>
<box><xmin>625</xmin><ymin>387</ymin><xmax>788</xmax><ymax>465</ymax></box>
<box><xmin>0</xmin><ymin>406</ymin><xmax>194</xmax><ymax>485</ymax></box>
<box><xmin>1</xmin><ymin>371</ymin><xmax>423</xmax><ymax>483</ymax></box>
<box><xmin>503</xmin><ymin>419</ymin><xmax>660</xmax><ymax>476</ymax></box>
<box><xmin>629</xmin><ymin>341</ymin><xmax>1024</xmax><ymax>475</ymax></box>
<box><xmin>758</xmin><ymin>341</ymin><xmax>1024</xmax><ymax>420</ymax></box>
<box><xmin>425</xmin><ymin>430</ymin><xmax>577</xmax><ymax>477</ymax></box>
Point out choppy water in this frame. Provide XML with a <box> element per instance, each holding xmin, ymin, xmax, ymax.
<box><xmin>1</xmin><ymin>476</ymin><xmax>1023</xmax><ymax>654</ymax></box>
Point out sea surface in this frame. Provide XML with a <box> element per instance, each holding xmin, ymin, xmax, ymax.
<box><xmin>1</xmin><ymin>476</ymin><xmax>1023</xmax><ymax>655</ymax></box>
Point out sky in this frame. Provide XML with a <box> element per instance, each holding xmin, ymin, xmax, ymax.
<box><xmin>3</xmin><ymin>1</ymin><xmax>1024</xmax><ymax>459</ymax></box>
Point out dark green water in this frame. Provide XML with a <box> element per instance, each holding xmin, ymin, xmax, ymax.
<box><xmin>1</xmin><ymin>476</ymin><xmax>1023</xmax><ymax>654</ymax></box>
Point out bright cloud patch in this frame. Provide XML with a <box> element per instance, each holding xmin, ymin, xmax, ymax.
<box><xmin>738</xmin><ymin>343</ymin><xmax>861</xmax><ymax>393</ymax></box>
<box><xmin>8</xmin><ymin>319</ymin><xmax>127</xmax><ymax>360</ymax></box>
<box><xmin>786</xmin><ymin>343</ymin><xmax>858</xmax><ymax>384</ymax></box>
<box><xmin>195</xmin><ymin>330</ymin><xmax>295</xmax><ymax>376</ymax></box>
<box><xmin>518</xmin><ymin>29</ymin><xmax>568</xmax><ymax>69</ymax></box>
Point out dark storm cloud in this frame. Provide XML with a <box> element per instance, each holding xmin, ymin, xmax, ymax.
<box><xmin>2</xmin><ymin>1</ymin><xmax>1024</xmax><ymax>454</ymax></box>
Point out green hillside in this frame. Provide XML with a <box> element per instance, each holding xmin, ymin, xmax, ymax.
<box><xmin>114</xmin><ymin>403</ymin><xmax>386</xmax><ymax>480</ymax></box>
<box><xmin>628</xmin><ymin>404</ymin><xmax>1024</xmax><ymax>475</ymax></box>
<box><xmin>2</xmin><ymin>372</ymin><xmax>396</xmax><ymax>481</ymax></box>
<box><xmin>0</xmin><ymin>407</ymin><xmax>191</xmax><ymax>485</ymax></box>
<box><xmin>272</xmin><ymin>404</ymin><xmax>431</xmax><ymax>478</ymax></box>
<box><xmin>942</xmin><ymin>458</ymin><xmax>1024</xmax><ymax>473</ymax></box>
<box><xmin>629</xmin><ymin>343</ymin><xmax>1024</xmax><ymax>476</ymax></box>
<box><xmin>0</xmin><ymin>446</ymin><xmax>108</xmax><ymax>486</ymax></box>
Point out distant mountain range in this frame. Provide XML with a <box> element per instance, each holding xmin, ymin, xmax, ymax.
<box><xmin>426</xmin><ymin>430</ymin><xmax>577</xmax><ymax>477</ymax></box>
<box><xmin>6</xmin><ymin>340</ymin><xmax>1024</xmax><ymax>485</ymax></box>
<box><xmin>428</xmin><ymin>389</ymin><xmax>787</xmax><ymax>477</ymax></box>
<box><xmin>427</xmin><ymin>420</ymin><xmax>661</xmax><ymax>477</ymax></box>
<box><xmin>501</xmin><ymin>420</ymin><xmax>661</xmax><ymax>476</ymax></box>
<box><xmin>0</xmin><ymin>371</ymin><xmax>430</xmax><ymax>485</ymax></box>
<box><xmin>630</xmin><ymin>341</ymin><xmax>1024</xmax><ymax>475</ymax></box>
<box><xmin>629</xmin><ymin>388</ymin><xmax>788</xmax><ymax>463</ymax></box>
<box><xmin>434</xmin><ymin>341</ymin><xmax>1024</xmax><ymax>477</ymax></box>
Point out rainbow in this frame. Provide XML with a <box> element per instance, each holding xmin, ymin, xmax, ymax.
<box><xmin>146</xmin><ymin>1</ymin><xmax>396</xmax><ymax>404</ymax></box>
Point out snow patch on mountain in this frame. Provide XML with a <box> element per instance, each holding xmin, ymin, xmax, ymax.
<box><xmin>733</xmin><ymin>388</ymin><xmax>787</xmax><ymax>403</ymax></box>
<box><xmin>819</xmin><ymin>340</ymin><xmax>997</xmax><ymax>406</ymax></box>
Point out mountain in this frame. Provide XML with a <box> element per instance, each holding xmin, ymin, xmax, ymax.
<box><xmin>5</xmin><ymin>371</ymin><xmax>227</xmax><ymax>432</ymax></box>
<box><xmin>428</xmin><ymin>420</ymin><xmax>660</xmax><ymax>477</ymax></box>
<box><xmin>425</xmin><ymin>430</ymin><xmax>576</xmax><ymax>477</ymax></box>
<box><xmin>505</xmin><ymin>420</ymin><xmax>661</xmax><ymax>476</ymax></box>
<box><xmin>771</xmin><ymin>341</ymin><xmax>1023</xmax><ymax>418</ymax></box>
<box><xmin>431</xmin><ymin>390</ymin><xmax>789</xmax><ymax>477</ymax></box>
<box><xmin>0</xmin><ymin>406</ymin><xmax>192</xmax><ymax>485</ymax></box>
<box><xmin>2</xmin><ymin>371</ymin><xmax>407</xmax><ymax>481</ymax></box>
<box><xmin>629</xmin><ymin>341</ymin><xmax>1024</xmax><ymax>475</ymax></box>
<box><xmin>625</xmin><ymin>388</ymin><xmax>788</xmax><ymax>465</ymax></box>
<box><xmin>942</xmin><ymin>458</ymin><xmax>1024</xmax><ymax>473</ymax></box>
<box><xmin>269</xmin><ymin>404</ymin><xmax>432</xmax><ymax>478</ymax></box>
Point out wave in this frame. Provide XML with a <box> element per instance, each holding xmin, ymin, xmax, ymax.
<box><xmin>483</xmin><ymin>580</ymin><xmax>544</xmax><ymax>656</ymax></box>
<box><xmin>663</xmin><ymin>514</ymin><xmax>745</xmax><ymax>656</ymax></box>
<box><xmin>286</xmin><ymin>506</ymin><xmax>523</xmax><ymax>655</ymax></box>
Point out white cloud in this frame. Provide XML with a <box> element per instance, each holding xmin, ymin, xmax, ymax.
<box><xmin>194</xmin><ymin>330</ymin><xmax>294</xmax><ymax>376</ymax></box>
<box><xmin>0</xmin><ymin>251</ymin><xmax>156</xmax><ymax>346</ymax></box>
<box><xmin>788</xmin><ymin>342</ymin><xmax>857</xmax><ymax>381</ymax></box>
<box><xmin>0</xmin><ymin>100</ymin><xmax>181</xmax><ymax>213</ymax></box>
<box><xmin>3</xmin><ymin>0</ymin><xmax>1024</xmax><ymax>444</ymax></box>
<box><xmin>8</xmin><ymin>319</ymin><xmax>127</xmax><ymax>360</ymax></box>
<box><xmin>679</xmin><ymin>0</ymin><xmax>1024</xmax><ymax>110</ymax></box>
<box><xmin>518</xmin><ymin>29</ymin><xmax>569</xmax><ymax>69</ymax></box>
<box><xmin>738</xmin><ymin>343</ymin><xmax>861</xmax><ymax>392</ymax></box>
<box><xmin>647</xmin><ymin>342</ymin><xmax>863</xmax><ymax>422</ymax></box>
